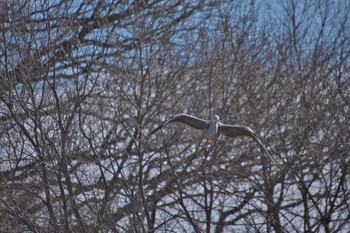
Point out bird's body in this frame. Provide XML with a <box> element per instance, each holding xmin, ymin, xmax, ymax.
<box><xmin>206</xmin><ymin>127</ymin><xmax>218</xmax><ymax>141</ymax></box>
<box><xmin>206</xmin><ymin>115</ymin><xmax>220</xmax><ymax>141</ymax></box>
<box><xmin>149</xmin><ymin>113</ymin><xmax>273</xmax><ymax>160</ymax></box>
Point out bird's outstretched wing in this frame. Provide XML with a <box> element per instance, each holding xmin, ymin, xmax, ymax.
<box><xmin>149</xmin><ymin>113</ymin><xmax>209</xmax><ymax>136</ymax></box>
<box><xmin>219</xmin><ymin>124</ymin><xmax>274</xmax><ymax>160</ymax></box>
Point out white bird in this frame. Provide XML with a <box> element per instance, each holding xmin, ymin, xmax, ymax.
<box><xmin>149</xmin><ymin>113</ymin><xmax>273</xmax><ymax>159</ymax></box>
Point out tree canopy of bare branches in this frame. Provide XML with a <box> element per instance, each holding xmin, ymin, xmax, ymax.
<box><xmin>0</xmin><ymin>0</ymin><xmax>349</xmax><ymax>232</ymax></box>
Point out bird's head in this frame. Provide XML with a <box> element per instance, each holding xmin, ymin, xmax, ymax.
<box><xmin>212</xmin><ymin>114</ymin><xmax>220</xmax><ymax>123</ymax></box>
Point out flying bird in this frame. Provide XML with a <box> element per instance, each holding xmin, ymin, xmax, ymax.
<box><xmin>149</xmin><ymin>113</ymin><xmax>273</xmax><ymax>160</ymax></box>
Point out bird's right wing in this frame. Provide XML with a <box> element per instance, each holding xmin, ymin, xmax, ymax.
<box><xmin>149</xmin><ymin>113</ymin><xmax>208</xmax><ymax>136</ymax></box>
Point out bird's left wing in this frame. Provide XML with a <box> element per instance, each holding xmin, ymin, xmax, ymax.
<box><xmin>219</xmin><ymin>124</ymin><xmax>258</xmax><ymax>139</ymax></box>
<box><xmin>149</xmin><ymin>113</ymin><xmax>208</xmax><ymax>136</ymax></box>
<box><xmin>219</xmin><ymin>124</ymin><xmax>273</xmax><ymax>160</ymax></box>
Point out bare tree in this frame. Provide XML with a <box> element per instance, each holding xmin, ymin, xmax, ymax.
<box><xmin>0</xmin><ymin>0</ymin><xmax>349</xmax><ymax>232</ymax></box>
